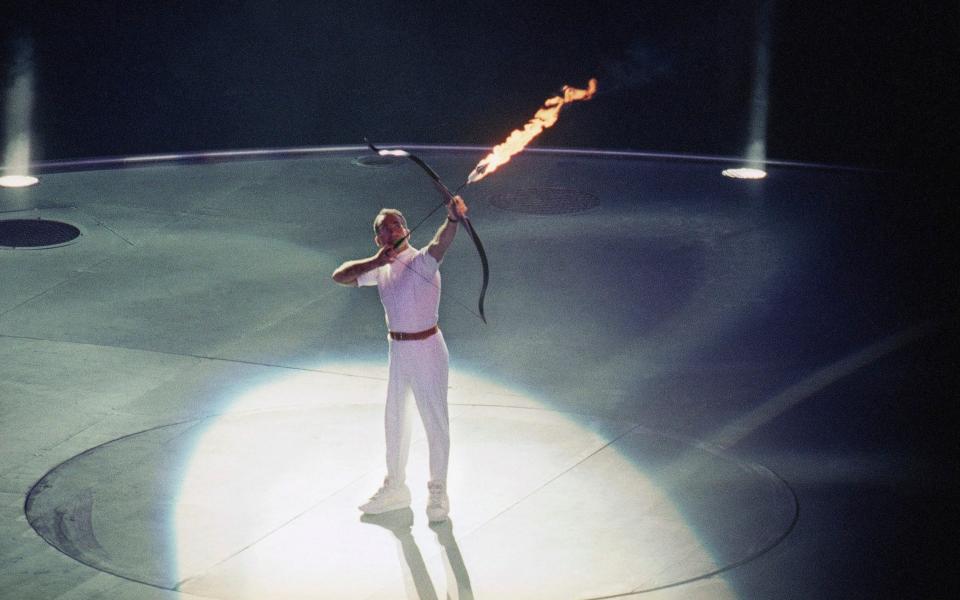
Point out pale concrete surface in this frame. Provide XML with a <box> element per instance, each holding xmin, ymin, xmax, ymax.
<box><xmin>1</xmin><ymin>148</ymin><xmax>956</xmax><ymax>598</ymax></box>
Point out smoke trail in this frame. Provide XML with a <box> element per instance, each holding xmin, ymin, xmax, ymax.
<box><xmin>599</xmin><ymin>38</ymin><xmax>675</xmax><ymax>95</ymax></box>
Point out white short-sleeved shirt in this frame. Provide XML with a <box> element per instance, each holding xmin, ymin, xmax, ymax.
<box><xmin>357</xmin><ymin>246</ymin><xmax>441</xmax><ymax>332</ymax></box>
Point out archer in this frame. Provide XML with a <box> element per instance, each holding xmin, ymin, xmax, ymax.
<box><xmin>331</xmin><ymin>193</ymin><xmax>469</xmax><ymax>522</ymax></box>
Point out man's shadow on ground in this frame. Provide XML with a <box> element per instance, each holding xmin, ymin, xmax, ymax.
<box><xmin>361</xmin><ymin>508</ymin><xmax>474</xmax><ymax>600</ymax></box>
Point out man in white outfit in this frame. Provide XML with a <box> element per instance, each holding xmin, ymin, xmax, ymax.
<box><xmin>332</xmin><ymin>194</ymin><xmax>468</xmax><ymax>522</ymax></box>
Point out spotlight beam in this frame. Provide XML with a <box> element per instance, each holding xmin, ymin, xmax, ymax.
<box><xmin>2</xmin><ymin>35</ymin><xmax>37</xmax><ymax>184</ymax></box>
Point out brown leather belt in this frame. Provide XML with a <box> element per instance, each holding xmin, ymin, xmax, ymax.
<box><xmin>389</xmin><ymin>325</ymin><xmax>439</xmax><ymax>341</ymax></box>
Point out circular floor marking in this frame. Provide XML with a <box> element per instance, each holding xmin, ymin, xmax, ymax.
<box><xmin>26</xmin><ymin>404</ymin><xmax>796</xmax><ymax>599</ymax></box>
<box><xmin>352</xmin><ymin>155</ymin><xmax>403</xmax><ymax>168</ymax></box>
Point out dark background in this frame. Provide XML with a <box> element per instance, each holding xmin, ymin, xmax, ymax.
<box><xmin>1</xmin><ymin>1</ymin><xmax>956</xmax><ymax>174</ymax></box>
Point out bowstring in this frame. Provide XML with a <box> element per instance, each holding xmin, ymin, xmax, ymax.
<box><xmin>366</xmin><ymin>139</ymin><xmax>482</xmax><ymax>322</ymax></box>
<box><xmin>388</xmin><ymin>240</ymin><xmax>486</xmax><ymax>323</ymax></box>
<box><xmin>401</xmin><ymin>199</ymin><xmax>448</xmax><ymax>243</ymax></box>
<box><xmin>386</xmin><ymin>189</ymin><xmax>484</xmax><ymax>322</ymax></box>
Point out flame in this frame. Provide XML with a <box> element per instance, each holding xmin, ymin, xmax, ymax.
<box><xmin>466</xmin><ymin>78</ymin><xmax>597</xmax><ymax>185</ymax></box>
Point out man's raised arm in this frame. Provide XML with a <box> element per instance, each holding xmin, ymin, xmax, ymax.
<box><xmin>427</xmin><ymin>195</ymin><xmax>468</xmax><ymax>263</ymax></box>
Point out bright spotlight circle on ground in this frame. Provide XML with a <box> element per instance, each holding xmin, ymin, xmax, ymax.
<box><xmin>722</xmin><ymin>167</ymin><xmax>767</xmax><ymax>179</ymax></box>
<box><xmin>0</xmin><ymin>174</ymin><xmax>39</xmax><ymax>187</ymax></box>
<box><xmin>24</xmin><ymin>362</ymin><xmax>797</xmax><ymax>599</ymax></box>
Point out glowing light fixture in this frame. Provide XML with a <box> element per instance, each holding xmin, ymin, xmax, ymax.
<box><xmin>722</xmin><ymin>167</ymin><xmax>767</xmax><ymax>180</ymax></box>
<box><xmin>4</xmin><ymin>37</ymin><xmax>38</xmax><ymax>189</ymax></box>
<box><xmin>724</xmin><ymin>1</ymin><xmax>772</xmax><ymax>184</ymax></box>
<box><xmin>0</xmin><ymin>174</ymin><xmax>39</xmax><ymax>187</ymax></box>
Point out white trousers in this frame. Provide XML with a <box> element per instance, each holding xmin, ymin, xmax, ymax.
<box><xmin>385</xmin><ymin>330</ymin><xmax>450</xmax><ymax>485</ymax></box>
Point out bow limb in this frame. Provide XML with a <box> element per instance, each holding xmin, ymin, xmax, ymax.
<box><xmin>459</xmin><ymin>215</ymin><xmax>489</xmax><ymax>323</ymax></box>
<box><xmin>430</xmin><ymin>179</ymin><xmax>455</xmax><ymax>205</ymax></box>
<box><xmin>366</xmin><ymin>139</ymin><xmax>489</xmax><ymax>323</ymax></box>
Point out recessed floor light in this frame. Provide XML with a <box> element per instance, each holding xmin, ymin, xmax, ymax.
<box><xmin>0</xmin><ymin>174</ymin><xmax>39</xmax><ymax>187</ymax></box>
<box><xmin>722</xmin><ymin>168</ymin><xmax>767</xmax><ymax>179</ymax></box>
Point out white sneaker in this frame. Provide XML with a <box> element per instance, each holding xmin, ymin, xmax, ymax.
<box><xmin>426</xmin><ymin>481</ymin><xmax>449</xmax><ymax>522</ymax></box>
<box><xmin>359</xmin><ymin>479</ymin><xmax>411</xmax><ymax>514</ymax></box>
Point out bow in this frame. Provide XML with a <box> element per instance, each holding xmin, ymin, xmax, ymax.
<box><xmin>367</xmin><ymin>140</ymin><xmax>490</xmax><ymax>324</ymax></box>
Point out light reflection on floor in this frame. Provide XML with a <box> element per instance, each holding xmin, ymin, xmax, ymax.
<box><xmin>163</xmin><ymin>363</ymin><xmax>786</xmax><ymax>599</ymax></box>
<box><xmin>20</xmin><ymin>361</ymin><xmax>802</xmax><ymax>598</ymax></box>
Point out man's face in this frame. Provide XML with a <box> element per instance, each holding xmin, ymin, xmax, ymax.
<box><xmin>374</xmin><ymin>213</ymin><xmax>409</xmax><ymax>248</ymax></box>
